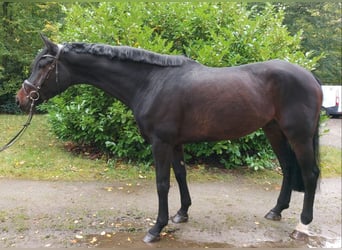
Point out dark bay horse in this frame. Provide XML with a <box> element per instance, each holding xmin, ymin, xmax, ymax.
<box><xmin>16</xmin><ymin>35</ymin><xmax>322</xmax><ymax>243</ymax></box>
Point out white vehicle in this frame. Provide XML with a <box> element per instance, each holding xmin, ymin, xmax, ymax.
<box><xmin>321</xmin><ymin>85</ymin><xmax>342</xmax><ymax>117</ymax></box>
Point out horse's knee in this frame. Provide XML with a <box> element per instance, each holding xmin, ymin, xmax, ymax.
<box><xmin>173</xmin><ymin>162</ymin><xmax>186</xmax><ymax>180</ymax></box>
<box><xmin>157</xmin><ymin>181</ymin><xmax>170</xmax><ymax>195</ymax></box>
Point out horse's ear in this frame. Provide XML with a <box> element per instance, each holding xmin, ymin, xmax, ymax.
<box><xmin>40</xmin><ymin>33</ymin><xmax>58</xmax><ymax>55</ymax></box>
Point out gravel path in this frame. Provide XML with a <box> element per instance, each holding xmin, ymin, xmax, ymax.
<box><xmin>320</xmin><ymin>118</ymin><xmax>341</xmax><ymax>148</ymax></box>
<box><xmin>0</xmin><ymin>176</ymin><xmax>340</xmax><ymax>248</ymax></box>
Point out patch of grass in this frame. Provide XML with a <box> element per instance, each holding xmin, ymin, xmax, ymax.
<box><xmin>13</xmin><ymin>212</ymin><xmax>30</xmax><ymax>233</ymax></box>
<box><xmin>0</xmin><ymin>208</ymin><xmax>29</xmax><ymax>233</ymax></box>
<box><xmin>320</xmin><ymin>145</ymin><xmax>342</xmax><ymax>177</ymax></box>
<box><xmin>0</xmin><ymin>115</ymin><xmax>154</xmax><ymax>181</ymax></box>
<box><xmin>0</xmin><ymin>210</ymin><xmax>10</xmax><ymax>233</ymax></box>
<box><xmin>0</xmin><ymin>115</ymin><xmax>243</xmax><ymax>182</ymax></box>
<box><xmin>0</xmin><ymin>115</ymin><xmax>340</xmax><ymax>182</ymax></box>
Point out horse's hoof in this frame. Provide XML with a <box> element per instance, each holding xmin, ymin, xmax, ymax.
<box><xmin>264</xmin><ymin>210</ymin><xmax>281</xmax><ymax>221</ymax></box>
<box><xmin>143</xmin><ymin>232</ymin><xmax>161</xmax><ymax>243</ymax></box>
<box><xmin>290</xmin><ymin>229</ymin><xmax>309</xmax><ymax>241</ymax></box>
<box><xmin>171</xmin><ymin>212</ymin><xmax>189</xmax><ymax>223</ymax></box>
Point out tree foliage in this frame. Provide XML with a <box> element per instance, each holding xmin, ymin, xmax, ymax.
<box><xmin>282</xmin><ymin>2</ymin><xmax>341</xmax><ymax>84</ymax></box>
<box><xmin>46</xmin><ymin>2</ymin><xmax>321</xmax><ymax>169</ymax></box>
<box><xmin>2</xmin><ymin>2</ymin><xmax>340</xmax><ymax>114</ymax></box>
<box><xmin>0</xmin><ymin>2</ymin><xmax>62</xmax><ymax>113</ymax></box>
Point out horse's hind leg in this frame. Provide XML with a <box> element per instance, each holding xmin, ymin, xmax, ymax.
<box><xmin>280</xmin><ymin>115</ymin><xmax>320</xmax><ymax>239</ymax></box>
<box><xmin>288</xmin><ymin>138</ymin><xmax>319</xmax><ymax>230</ymax></box>
<box><xmin>171</xmin><ymin>144</ymin><xmax>192</xmax><ymax>223</ymax></box>
<box><xmin>263</xmin><ymin>121</ymin><xmax>294</xmax><ymax>221</ymax></box>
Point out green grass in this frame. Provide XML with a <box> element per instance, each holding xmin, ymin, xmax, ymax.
<box><xmin>0</xmin><ymin>114</ymin><xmax>150</xmax><ymax>181</ymax></box>
<box><xmin>320</xmin><ymin>145</ymin><xmax>342</xmax><ymax>177</ymax></box>
<box><xmin>0</xmin><ymin>115</ymin><xmax>340</xmax><ymax>182</ymax></box>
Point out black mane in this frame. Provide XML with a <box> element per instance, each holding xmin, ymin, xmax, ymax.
<box><xmin>62</xmin><ymin>43</ymin><xmax>190</xmax><ymax>66</ymax></box>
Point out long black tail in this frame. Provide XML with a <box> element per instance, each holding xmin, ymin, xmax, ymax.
<box><xmin>313</xmin><ymin>75</ymin><xmax>322</xmax><ymax>179</ymax></box>
<box><xmin>289</xmin><ymin>144</ymin><xmax>305</xmax><ymax>192</ymax></box>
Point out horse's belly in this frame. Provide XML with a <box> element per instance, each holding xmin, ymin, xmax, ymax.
<box><xmin>179</xmin><ymin>110</ymin><xmax>271</xmax><ymax>143</ymax></box>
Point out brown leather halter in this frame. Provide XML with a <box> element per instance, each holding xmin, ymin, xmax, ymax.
<box><xmin>22</xmin><ymin>44</ymin><xmax>63</xmax><ymax>102</ymax></box>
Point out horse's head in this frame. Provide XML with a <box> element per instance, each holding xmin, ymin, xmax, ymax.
<box><xmin>16</xmin><ymin>34</ymin><xmax>70</xmax><ymax>112</ymax></box>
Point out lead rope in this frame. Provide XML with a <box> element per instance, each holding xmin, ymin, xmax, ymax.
<box><xmin>0</xmin><ymin>99</ymin><xmax>36</xmax><ymax>152</ymax></box>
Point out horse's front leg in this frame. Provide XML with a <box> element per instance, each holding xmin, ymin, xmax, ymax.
<box><xmin>171</xmin><ymin>144</ymin><xmax>191</xmax><ymax>223</ymax></box>
<box><xmin>143</xmin><ymin>139</ymin><xmax>173</xmax><ymax>243</ymax></box>
<box><xmin>263</xmin><ymin>122</ymin><xmax>293</xmax><ymax>221</ymax></box>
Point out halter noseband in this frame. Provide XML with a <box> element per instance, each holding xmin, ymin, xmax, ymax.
<box><xmin>23</xmin><ymin>44</ymin><xmax>63</xmax><ymax>101</ymax></box>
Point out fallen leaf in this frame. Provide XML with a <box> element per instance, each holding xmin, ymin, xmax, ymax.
<box><xmin>90</xmin><ymin>237</ymin><xmax>97</xmax><ymax>244</ymax></box>
<box><xmin>104</xmin><ymin>186</ymin><xmax>113</xmax><ymax>192</ymax></box>
<box><xmin>75</xmin><ymin>234</ymin><xmax>83</xmax><ymax>239</ymax></box>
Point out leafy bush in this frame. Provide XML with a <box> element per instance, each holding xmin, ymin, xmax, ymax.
<box><xmin>46</xmin><ymin>2</ymin><xmax>322</xmax><ymax>169</ymax></box>
<box><xmin>0</xmin><ymin>95</ymin><xmax>21</xmax><ymax>114</ymax></box>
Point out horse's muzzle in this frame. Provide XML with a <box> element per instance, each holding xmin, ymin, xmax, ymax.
<box><xmin>16</xmin><ymin>88</ymin><xmax>32</xmax><ymax>113</ymax></box>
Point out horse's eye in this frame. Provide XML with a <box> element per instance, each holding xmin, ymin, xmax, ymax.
<box><xmin>38</xmin><ymin>61</ymin><xmax>45</xmax><ymax>68</ymax></box>
<box><xmin>38</xmin><ymin>58</ymin><xmax>52</xmax><ymax>68</ymax></box>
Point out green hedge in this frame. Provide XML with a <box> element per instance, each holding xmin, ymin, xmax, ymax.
<box><xmin>46</xmin><ymin>2</ymin><xmax>322</xmax><ymax>169</ymax></box>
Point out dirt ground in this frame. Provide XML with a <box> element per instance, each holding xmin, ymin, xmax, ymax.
<box><xmin>0</xmin><ymin>118</ymin><xmax>340</xmax><ymax>248</ymax></box>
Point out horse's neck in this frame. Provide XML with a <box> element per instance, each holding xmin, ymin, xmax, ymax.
<box><xmin>65</xmin><ymin>54</ymin><xmax>153</xmax><ymax>108</ymax></box>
